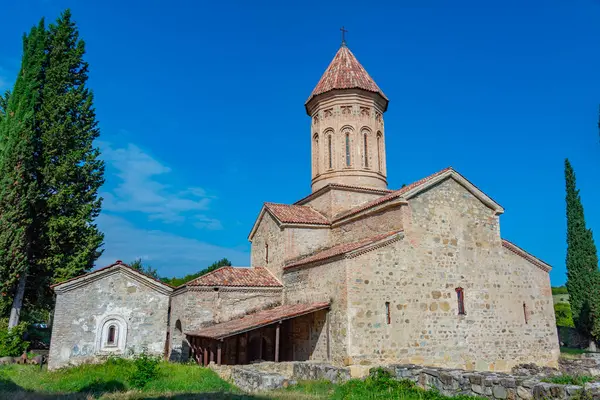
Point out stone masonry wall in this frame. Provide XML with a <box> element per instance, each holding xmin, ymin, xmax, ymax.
<box><xmin>169</xmin><ymin>286</ymin><xmax>282</xmax><ymax>361</ymax></box>
<box><xmin>48</xmin><ymin>270</ymin><xmax>170</xmax><ymax>370</ymax></box>
<box><xmin>283</xmin><ymin>261</ymin><xmax>347</xmax><ymax>365</ymax></box>
<box><xmin>344</xmin><ymin>178</ymin><xmax>559</xmax><ymax>372</ymax></box>
<box><xmin>251</xmin><ymin>212</ymin><xmax>286</xmax><ymax>280</ymax></box>
<box><xmin>331</xmin><ymin>206</ymin><xmax>403</xmax><ymax>245</ymax></box>
<box><xmin>301</xmin><ymin>187</ymin><xmax>385</xmax><ymax>219</ymax></box>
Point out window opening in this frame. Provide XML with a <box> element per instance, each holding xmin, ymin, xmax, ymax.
<box><xmin>363</xmin><ymin>131</ymin><xmax>369</xmax><ymax>168</ymax></box>
<box><xmin>345</xmin><ymin>132</ymin><xmax>351</xmax><ymax>167</ymax></box>
<box><xmin>107</xmin><ymin>325</ymin><xmax>117</xmax><ymax>345</ymax></box>
<box><xmin>523</xmin><ymin>302</ymin><xmax>528</xmax><ymax>324</ymax></box>
<box><xmin>455</xmin><ymin>287</ymin><xmax>465</xmax><ymax>315</ymax></box>
<box><xmin>377</xmin><ymin>133</ymin><xmax>382</xmax><ymax>172</ymax></box>
<box><xmin>265</xmin><ymin>243</ymin><xmax>269</xmax><ymax>264</ymax></box>
<box><xmin>314</xmin><ymin>134</ymin><xmax>319</xmax><ymax>175</ymax></box>
<box><xmin>328</xmin><ymin>135</ymin><xmax>333</xmax><ymax>169</ymax></box>
<box><xmin>385</xmin><ymin>302</ymin><xmax>391</xmax><ymax>324</ymax></box>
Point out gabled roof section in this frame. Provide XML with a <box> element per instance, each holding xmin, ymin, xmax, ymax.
<box><xmin>265</xmin><ymin>203</ymin><xmax>330</xmax><ymax>225</ymax></box>
<box><xmin>249</xmin><ymin>203</ymin><xmax>330</xmax><ymax>241</ymax></box>
<box><xmin>333</xmin><ymin>167</ymin><xmax>504</xmax><ymax>223</ymax></box>
<box><xmin>186</xmin><ymin>302</ymin><xmax>330</xmax><ymax>339</ymax></box>
<box><xmin>186</xmin><ymin>266</ymin><xmax>282</xmax><ymax>288</ymax></box>
<box><xmin>285</xmin><ymin>230</ymin><xmax>403</xmax><ymax>270</ymax></box>
<box><xmin>502</xmin><ymin>239</ymin><xmax>552</xmax><ymax>273</ymax></box>
<box><xmin>51</xmin><ymin>261</ymin><xmax>174</xmax><ymax>295</ymax></box>
<box><xmin>306</xmin><ymin>45</ymin><xmax>388</xmax><ymax>105</ymax></box>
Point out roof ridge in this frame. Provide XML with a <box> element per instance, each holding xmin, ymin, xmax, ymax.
<box><xmin>51</xmin><ymin>261</ymin><xmax>175</xmax><ymax>290</ymax></box>
<box><xmin>501</xmin><ymin>239</ymin><xmax>552</xmax><ymax>272</ymax></box>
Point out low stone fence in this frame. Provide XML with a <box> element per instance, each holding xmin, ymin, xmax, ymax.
<box><xmin>210</xmin><ymin>359</ymin><xmax>600</xmax><ymax>398</ymax></box>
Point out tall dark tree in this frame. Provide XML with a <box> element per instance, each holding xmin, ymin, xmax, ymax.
<box><xmin>34</xmin><ymin>9</ymin><xmax>104</xmax><ymax>292</ymax></box>
<box><xmin>0</xmin><ymin>21</ymin><xmax>46</xmax><ymax>327</ymax></box>
<box><xmin>565</xmin><ymin>158</ymin><xmax>600</xmax><ymax>341</ymax></box>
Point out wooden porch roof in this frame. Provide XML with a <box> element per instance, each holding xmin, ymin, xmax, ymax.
<box><xmin>185</xmin><ymin>302</ymin><xmax>330</xmax><ymax>340</ymax></box>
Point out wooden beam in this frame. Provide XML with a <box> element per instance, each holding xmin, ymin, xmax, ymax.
<box><xmin>275</xmin><ymin>322</ymin><xmax>281</xmax><ymax>362</ymax></box>
<box><xmin>217</xmin><ymin>341</ymin><xmax>222</xmax><ymax>365</ymax></box>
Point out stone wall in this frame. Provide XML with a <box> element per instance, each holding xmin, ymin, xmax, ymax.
<box><xmin>169</xmin><ymin>286</ymin><xmax>282</xmax><ymax>361</ymax></box>
<box><xmin>299</xmin><ymin>186</ymin><xmax>386</xmax><ymax>218</ymax></box>
<box><xmin>331</xmin><ymin>205</ymin><xmax>403</xmax><ymax>243</ymax></box>
<box><xmin>48</xmin><ymin>269</ymin><xmax>170</xmax><ymax>370</ymax></box>
<box><xmin>250</xmin><ymin>212</ymin><xmax>286</xmax><ymax>280</ymax></box>
<box><xmin>217</xmin><ymin>361</ymin><xmax>600</xmax><ymax>399</ymax></box>
<box><xmin>344</xmin><ymin>178</ymin><xmax>559</xmax><ymax>371</ymax></box>
<box><xmin>283</xmin><ymin>261</ymin><xmax>347</xmax><ymax>365</ymax></box>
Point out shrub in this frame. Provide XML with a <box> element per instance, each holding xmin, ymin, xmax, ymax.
<box><xmin>552</xmin><ymin>286</ymin><xmax>569</xmax><ymax>295</ymax></box>
<box><xmin>543</xmin><ymin>375</ymin><xmax>595</xmax><ymax>386</ymax></box>
<box><xmin>129</xmin><ymin>352</ymin><xmax>161</xmax><ymax>389</ymax></box>
<box><xmin>0</xmin><ymin>318</ymin><xmax>29</xmax><ymax>357</ymax></box>
<box><xmin>555</xmin><ymin>302</ymin><xmax>576</xmax><ymax>328</ymax></box>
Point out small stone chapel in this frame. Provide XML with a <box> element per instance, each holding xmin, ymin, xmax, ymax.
<box><xmin>48</xmin><ymin>42</ymin><xmax>560</xmax><ymax>372</ymax></box>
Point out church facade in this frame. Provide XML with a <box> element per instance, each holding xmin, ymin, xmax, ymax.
<box><xmin>49</xmin><ymin>43</ymin><xmax>559</xmax><ymax>372</ymax></box>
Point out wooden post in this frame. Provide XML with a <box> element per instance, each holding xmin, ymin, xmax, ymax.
<box><xmin>258</xmin><ymin>330</ymin><xmax>263</xmax><ymax>360</ymax></box>
<box><xmin>210</xmin><ymin>342</ymin><xmax>215</xmax><ymax>364</ymax></box>
<box><xmin>244</xmin><ymin>332</ymin><xmax>249</xmax><ymax>364</ymax></box>
<box><xmin>203</xmin><ymin>345</ymin><xmax>208</xmax><ymax>366</ymax></box>
<box><xmin>326</xmin><ymin>310</ymin><xmax>331</xmax><ymax>361</ymax></box>
<box><xmin>235</xmin><ymin>335</ymin><xmax>240</xmax><ymax>365</ymax></box>
<box><xmin>275</xmin><ymin>322</ymin><xmax>281</xmax><ymax>362</ymax></box>
<box><xmin>217</xmin><ymin>341</ymin><xmax>222</xmax><ymax>365</ymax></box>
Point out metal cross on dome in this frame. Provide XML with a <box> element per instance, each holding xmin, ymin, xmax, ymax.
<box><xmin>340</xmin><ymin>26</ymin><xmax>348</xmax><ymax>46</ymax></box>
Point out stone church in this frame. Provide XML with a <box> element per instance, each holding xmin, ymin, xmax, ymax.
<box><xmin>48</xmin><ymin>43</ymin><xmax>559</xmax><ymax>372</ymax></box>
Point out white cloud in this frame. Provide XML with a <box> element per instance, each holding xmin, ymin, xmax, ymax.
<box><xmin>96</xmin><ymin>214</ymin><xmax>249</xmax><ymax>277</ymax></box>
<box><xmin>100</xmin><ymin>142</ymin><xmax>218</xmax><ymax>225</ymax></box>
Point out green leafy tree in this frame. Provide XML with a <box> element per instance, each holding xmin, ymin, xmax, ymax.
<box><xmin>565</xmin><ymin>159</ymin><xmax>600</xmax><ymax>341</ymax></box>
<box><xmin>129</xmin><ymin>258</ymin><xmax>159</xmax><ymax>279</ymax></box>
<box><xmin>0</xmin><ymin>21</ymin><xmax>46</xmax><ymax>327</ymax></box>
<box><xmin>162</xmin><ymin>258</ymin><xmax>232</xmax><ymax>287</ymax></box>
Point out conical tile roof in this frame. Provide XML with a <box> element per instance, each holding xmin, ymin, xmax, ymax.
<box><xmin>306</xmin><ymin>45</ymin><xmax>387</xmax><ymax>105</ymax></box>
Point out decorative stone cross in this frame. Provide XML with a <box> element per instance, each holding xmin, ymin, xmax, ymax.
<box><xmin>340</xmin><ymin>26</ymin><xmax>348</xmax><ymax>46</ymax></box>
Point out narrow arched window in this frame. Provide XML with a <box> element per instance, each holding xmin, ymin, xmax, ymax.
<box><xmin>345</xmin><ymin>132</ymin><xmax>351</xmax><ymax>167</ymax></box>
<box><xmin>455</xmin><ymin>287</ymin><xmax>465</xmax><ymax>315</ymax></box>
<box><xmin>107</xmin><ymin>325</ymin><xmax>117</xmax><ymax>345</ymax></box>
<box><xmin>313</xmin><ymin>134</ymin><xmax>319</xmax><ymax>175</ymax></box>
<box><xmin>363</xmin><ymin>131</ymin><xmax>369</xmax><ymax>168</ymax></box>
<box><xmin>328</xmin><ymin>134</ymin><xmax>333</xmax><ymax>169</ymax></box>
<box><xmin>376</xmin><ymin>132</ymin><xmax>383</xmax><ymax>172</ymax></box>
<box><xmin>523</xmin><ymin>302</ymin><xmax>528</xmax><ymax>324</ymax></box>
<box><xmin>265</xmin><ymin>243</ymin><xmax>269</xmax><ymax>264</ymax></box>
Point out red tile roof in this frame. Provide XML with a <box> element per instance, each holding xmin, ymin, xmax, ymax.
<box><xmin>502</xmin><ymin>239</ymin><xmax>552</xmax><ymax>272</ymax></box>
<box><xmin>306</xmin><ymin>45</ymin><xmax>387</xmax><ymax>105</ymax></box>
<box><xmin>333</xmin><ymin>167</ymin><xmax>453</xmax><ymax>222</ymax></box>
<box><xmin>186</xmin><ymin>266</ymin><xmax>282</xmax><ymax>287</ymax></box>
<box><xmin>186</xmin><ymin>302</ymin><xmax>330</xmax><ymax>339</ymax></box>
<box><xmin>285</xmin><ymin>230</ymin><xmax>402</xmax><ymax>269</ymax></box>
<box><xmin>51</xmin><ymin>261</ymin><xmax>175</xmax><ymax>290</ymax></box>
<box><xmin>265</xmin><ymin>203</ymin><xmax>329</xmax><ymax>225</ymax></box>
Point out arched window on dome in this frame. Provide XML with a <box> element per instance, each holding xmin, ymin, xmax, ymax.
<box><xmin>313</xmin><ymin>133</ymin><xmax>319</xmax><ymax>175</ymax></box>
<box><xmin>363</xmin><ymin>130</ymin><xmax>369</xmax><ymax>168</ymax></box>
<box><xmin>328</xmin><ymin>134</ymin><xmax>333</xmax><ymax>169</ymax></box>
<box><xmin>376</xmin><ymin>132</ymin><xmax>383</xmax><ymax>172</ymax></box>
<box><xmin>345</xmin><ymin>132</ymin><xmax>351</xmax><ymax>167</ymax></box>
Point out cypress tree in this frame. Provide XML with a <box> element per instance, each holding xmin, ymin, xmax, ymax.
<box><xmin>0</xmin><ymin>21</ymin><xmax>46</xmax><ymax>326</ymax></box>
<box><xmin>565</xmin><ymin>158</ymin><xmax>600</xmax><ymax>341</ymax></box>
<box><xmin>34</xmin><ymin>9</ymin><xmax>104</xmax><ymax>291</ymax></box>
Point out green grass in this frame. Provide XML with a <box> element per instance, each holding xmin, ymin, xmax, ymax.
<box><xmin>0</xmin><ymin>362</ymin><xmax>488</xmax><ymax>400</ymax></box>
<box><xmin>0</xmin><ymin>360</ymin><xmax>240</xmax><ymax>399</ymax></box>
<box><xmin>560</xmin><ymin>347</ymin><xmax>589</xmax><ymax>355</ymax></box>
<box><xmin>542</xmin><ymin>375</ymin><xmax>595</xmax><ymax>386</ymax></box>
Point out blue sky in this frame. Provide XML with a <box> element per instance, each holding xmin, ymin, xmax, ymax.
<box><xmin>1</xmin><ymin>0</ymin><xmax>599</xmax><ymax>284</ymax></box>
